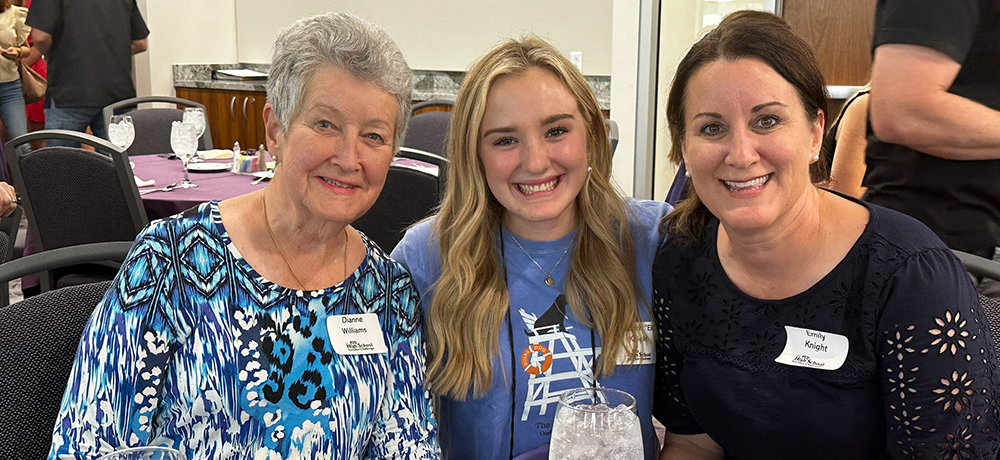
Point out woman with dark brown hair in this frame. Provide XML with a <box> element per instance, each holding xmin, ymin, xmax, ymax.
<box><xmin>652</xmin><ymin>10</ymin><xmax>999</xmax><ymax>459</ymax></box>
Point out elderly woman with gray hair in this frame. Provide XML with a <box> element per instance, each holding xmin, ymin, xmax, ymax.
<box><xmin>48</xmin><ymin>12</ymin><xmax>440</xmax><ymax>460</ymax></box>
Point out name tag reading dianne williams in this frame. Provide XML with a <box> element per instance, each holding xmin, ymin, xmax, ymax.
<box><xmin>774</xmin><ymin>326</ymin><xmax>849</xmax><ymax>371</ymax></box>
<box><xmin>328</xmin><ymin>313</ymin><xmax>388</xmax><ymax>355</ymax></box>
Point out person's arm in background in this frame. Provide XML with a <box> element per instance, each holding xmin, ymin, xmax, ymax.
<box><xmin>29</xmin><ymin>27</ymin><xmax>49</xmax><ymax>55</ymax></box>
<box><xmin>130</xmin><ymin>38</ymin><xmax>146</xmax><ymax>55</ymax></box>
<box><xmin>869</xmin><ymin>44</ymin><xmax>1000</xmax><ymax>161</ymax></box>
<box><xmin>0</xmin><ymin>182</ymin><xmax>16</xmax><ymax>217</ymax></box>
<box><xmin>659</xmin><ymin>432</ymin><xmax>724</xmax><ymax>460</ymax></box>
<box><xmin>829</xmin><ymin>93</ymin><xmax>869</xmax><ymax>198</ymax></box>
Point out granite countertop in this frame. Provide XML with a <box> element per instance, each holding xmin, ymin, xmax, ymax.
<box><xmin>174</xmin><ymin>64</ymin><xmax>611</xmax><ymax>110</ymax></box>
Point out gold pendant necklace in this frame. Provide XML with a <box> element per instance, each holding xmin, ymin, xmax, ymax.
<box><xmin>262</xmin><ymin>191</ymin><xmax>348</xmax><ymax>290</ymax></box>
<box><xmin>510</xmin><ymin>235</ymin><xmax>570</xmax><ymax>286</ymax></box>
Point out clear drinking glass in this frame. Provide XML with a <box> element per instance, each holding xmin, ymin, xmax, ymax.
<box><xmin>182</xmin><ymin>107</ymin><xmax>207</xmax><ymax>161</ymax></box>
<box><xmin>170</xmin><ymin>121</ymin><xmax>199</xmax><ymax>189</ymax></box>
<box><xmin>108</xmin><ymin>115</ymin><xmax>135</xmax><ymax>151</ymax></box>
<box><xmin>549</xmin><ymin>388</ymin><xmax>644</xmax><ymax>460</ymax></box>
<box><xmin>95</xmin><ymin>446</ymin><xmax>185</xmax><ymax>460</ymax></box>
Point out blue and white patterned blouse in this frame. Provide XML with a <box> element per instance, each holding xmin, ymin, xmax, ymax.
<box><xmin>48</xmin><ymin>201</ymin><xmax>440</xmax><ymax>460</ymax></box>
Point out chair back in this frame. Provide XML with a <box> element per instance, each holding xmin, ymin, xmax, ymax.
<box><xmin>354</xmin><ymin>164</ymin><xmax>440</xmax><ymax>253</ymax></box>
<box><xmin>103</xmin><ymin>96</ymin><xmax>213</xmax><ymax>154</ymax></box>
<box><xmin>952</xmin><ymin>249</ymin><xmax>1000</xmax><ymax>358</ymax></box>
<box><xmin>0</xmin><ymin>280</ymin><xmax>113</xmax><ymax>460</ymax></box>
<box><xmin>605</xmin><ymin>119</ymin><xmax>619</xmax><ymax>156</ymax></box>
<box><xmin>4</xmin><ymin>130</ymin><xmax>147</xmax><ymax>254</ymax></box>
<box><xmin>403</xmin><ymin>110</ymin><xmax>451</xmax><ymax>158</ymax></box>
<box><xmin>411</xmin><ymin>99</ymin><xmax>454</xmax><ymax>115</ymax></box>
<box><xmin>397</xmin><ymin>146</ymin><xmax>449</xmax><ymax>201</ymax></box>
<box><xmin>665</xmin><ymin>162</ymin><xmax>688</xmax><ymax>206</ymax></box>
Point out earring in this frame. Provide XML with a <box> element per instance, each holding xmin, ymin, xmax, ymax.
<box><xmin>684</xmin><ymin>169</ymin><xmax>690</xmax><ymax>178</ymax></box>
<box><xmin>811</xmin><ymin>154</ymin><xmax>819</xmax><ymax>162</ymax></box>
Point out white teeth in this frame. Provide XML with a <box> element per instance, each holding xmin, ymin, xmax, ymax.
<box><xmin>517</xmin><ymin>178</ymin><xmax>559</xmax><ymax>195</ymax></box>
<box><xmin>723</xmin><ymin>174</ymin><xmax>771</xmax><ymax>191</ymax></box>
<box><xmin>321</xmin><ymin>177</ymin><xmax>354</xmax><ymax>188</ymax></box>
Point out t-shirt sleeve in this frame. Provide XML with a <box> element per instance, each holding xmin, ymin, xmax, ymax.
<box><xmin>24</xmin><ymin>0</ymin><xmax>58</xmax><ymax>35</ymax></box>
<box><xmin>873</xmin><ymin>0</ymin><xmax>979</xmax><ymax>63</ymax></box>
<box><xmin>651</xmin><ymin>253</ymin><xmax>705</xmax><ymax>435</ymax></box>
<box><xmin>48</xmin><ymin>223</ymin><xmax>186</xmax><ymax>459</ymax></box>
<box><xmin>876</xmin><ymin>248</ymin><xmax>1000</xmax><ymax>458</ymax></box>
<box><xmin>366</xmin><ymin>265</ymin><xmax>441</xmax><ymax>459</ymax></box>
<box><xmin>129</xmin><ymin>0</ymin><xmax>149</xmax><ymax>41</ymax></box>
<box><xmin>390</xmin><ymin>223</ymin><xmax>439</xmax><ymax>303</ymax></box>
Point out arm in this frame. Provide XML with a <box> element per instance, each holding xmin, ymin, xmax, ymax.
<box><xmin>30</xmin><ymin>27</ymin><xmax>50</xmax><ymax>55</ymax></box>
<box><xmin>130</xmin><ymin>38</ymin><xmax>147</xmax><ymax>55</ymax></box>
<box><xmin>659</xmin><ymin>432</ymin><xmax>724</xmax><ymax>460</ymax></box>
<box><xmin>366</xmin><ymin>271</ymin><xmax>440</xmax><ymax>459</ymax></box>
<box><xmin>869</xmin><ymin>44</ymin><xmax>1000</xmax><ymax>160</ymax></box>
<box><xmin>829</xmin><ymin>93</ymin><xmax>869</xmax><ymax>199</ymax></box>
<box><xmin>0</xmin><ymin>182</ymin><xmax>15</xmax><ymax>217</ymax></box>
<box><xmin>877</xmin><ymin>248</ymin><xmax>1000</xmax><ymax>457</ymax></box>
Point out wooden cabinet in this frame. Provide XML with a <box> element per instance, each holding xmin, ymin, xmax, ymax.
<box><xmin>782</xmin><ymin>0</ymin><xmax>877</xmax><ymax>87</ymax></box>
<box><xmin>175</xmin><ymin>87</ymin><xmax>267</xmax><ymax>150</ymax></box>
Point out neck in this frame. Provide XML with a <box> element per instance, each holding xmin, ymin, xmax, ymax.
<box><xmin>263</xmin><ymin>187</ymin><xmax>349</xmax><ymax>256</ymax></box>
<box><xmin>503</xmin><ymin>209</ymin><xmax>578</xmax><ymax>241</ymax></box>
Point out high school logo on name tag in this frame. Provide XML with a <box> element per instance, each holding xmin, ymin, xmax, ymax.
<box><xmin>327</xmin><ymin>313</ymin><xmax>389</xmax><ymax>355</ymax></box>
<box><xmin>774</xmin><ymin>325</ymin><xmax>849</xmax><ymax>370</ymax></box>
<box><xmin>615</xmin><ymin>321</ymin><xmax>655</xmax><ymax>365</ymax></box>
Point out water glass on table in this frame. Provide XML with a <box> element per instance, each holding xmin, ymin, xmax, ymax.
<box><xmin>549</xmin><ymin>387</ymin><xmax>644</xmax><ymax>460</ymax></box>
<box><xmin>96</xmin><ymin>446</ymin><xmax>185</xmax><ymax>460</ymax></box>
<box><xmin>182</xmin><ymin>107</ymin><xmax>207</xmax><ymax>161</ymax></box>
<box><xmin>170</xmin><ymin>121</ymin><xmax>199</xmax><ymax>189</ymax></box>
<box><xmin>108</xmin><ymin>115</ymin><xmax>135</xmax><ymax>151</ymax></box>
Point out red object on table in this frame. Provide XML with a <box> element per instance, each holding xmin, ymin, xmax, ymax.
<box><xmin>130</xmin><ymin>155</ymin><xmax>267</xmax><ymax>220</ymax></box>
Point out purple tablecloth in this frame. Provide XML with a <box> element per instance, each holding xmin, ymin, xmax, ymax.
<box><xmin>131</xmin><ymin>155</ymin><xmax>268</xmax><ymax>220</ymax></box>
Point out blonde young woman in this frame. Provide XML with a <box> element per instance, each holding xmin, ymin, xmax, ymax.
<box><xmin>392</xmin><ymin>37</ymin><xmax>670</xmax><ymax>459</ymax></box>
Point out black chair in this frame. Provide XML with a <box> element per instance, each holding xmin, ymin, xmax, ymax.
<box><xmin>0</xmin><ymin>281</ymin><xmax>113</xmax><ymax>460</ymax></box>
<box><xmin>397</xmin><ymin>146</ymin><xmax>449</xmax><ymax>201</ymax></box>
<box><xmin>354</xmin><ymin>164</ymin><xmax>440</xmax><ymax>253</ymax></box>
<box><xmin>952</xmin><ymin>249</ymin><xmax>1000</xmax><ymax>358</ymax></box>
<box><xmin>403</xmin><ymin>110</ymin><xmax>451</xmax><ymax>158</ymax></box>
<box><xmin>606</xmin><ymin>118</ymin><xmax>619</xmax><ymax>155</ymax></box>
<box><xmin>102</xmin><ymin>95</ymin><xmax>213</xmax><ymax>155</ymax></box>
<box><xmin>5</xmin><ymin>130</ymin><xmax>147</xmax><ymax>291</ymax></box>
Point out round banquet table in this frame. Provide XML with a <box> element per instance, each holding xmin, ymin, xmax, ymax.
<box><xmin>131</xmin><ymin>155</ymin><xmax>268</xmax><ymax>220</ymax></box>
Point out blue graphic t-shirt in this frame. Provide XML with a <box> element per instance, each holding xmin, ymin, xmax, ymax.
<box><xmin>48</xmin><ymin>201</ymin><xmax>440</xmax><ymax>460</ymax></box>
<box><xmin>392</xmin><ymin>199</ymin><xmax>670</xmax><ymax>460</ymax></box>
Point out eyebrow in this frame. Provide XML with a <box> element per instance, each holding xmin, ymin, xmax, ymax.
<box><xmin>691</xmin><ymin>102</ymin><xmax>788</xmax><ymax>121</ymax></box>
<box><xmin>482</xmin><ymin>113</ymin><xmax>576</xmax><ymax>138</ymax></box>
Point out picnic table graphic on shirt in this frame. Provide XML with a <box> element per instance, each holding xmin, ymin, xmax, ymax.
<box><xmin>517</xmin><ymin>295</ymin><xmax>599</xmax><ymax>421</ymax></box>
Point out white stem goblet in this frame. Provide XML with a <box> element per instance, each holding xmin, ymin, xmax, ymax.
<box><xmin>170</xmin><ymin>121</ymin><xmax>199</xmax><ymax>189</ymax></box>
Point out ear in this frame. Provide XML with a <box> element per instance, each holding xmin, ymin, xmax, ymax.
<box><xmin>263</xmin><ymin>103</ymin><xmax>283</xmax><ymax>159</ymax></box>
<box><xmin>809</xmin><ymin>109</ymin><xmax>825</xmax><ymax>158</ymax></box>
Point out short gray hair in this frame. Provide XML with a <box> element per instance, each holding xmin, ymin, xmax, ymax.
<box><xmin>267</xmin><ymin>12</ymin><xmax>413</xmax><ymax>150</ymax></box>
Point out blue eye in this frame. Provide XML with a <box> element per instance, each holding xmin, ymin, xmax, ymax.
<box><xmin>316</xmin><ymin>120</ymin><xmax>334</xmax><ymax>130</ymax></box>
<box><xmin>365</xmin><ymin>132</ymin><xmax>386</xmax><ymax>144</ymax></box>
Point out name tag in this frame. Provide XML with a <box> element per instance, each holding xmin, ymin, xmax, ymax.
<box><xmin>327</xmin><ymin>313</ymin><xmax>389</xmax><ymax>355</ymax></box>
<box><xmin>616</xmin><ymin>321</ymin><xmax>655</xmax><ymax>365</ymax></box>
<box><xmin>774</xmin><ymin>326</ymin><xmax>849</xmax><ymax>371</ymax></box>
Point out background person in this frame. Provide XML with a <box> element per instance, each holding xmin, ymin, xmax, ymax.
<box><xmin>826</xmin><ymin>84</ymin><xmax>870</xmax><ymax>198</ymax></box>
<box><xmin>864</xmin><ymin>0</ymin><xmax>1000</xmax><ymax>298</ymax></box>
<box><xmin>48</xmin><ymin>12</ymin><xmax>439</xmax><ymax>459</ymax></box>
<box><xmin>0</xmin><ymin>0</ymin><xmax>29</xmax><ymax>179</ymax></box>
<box><xmin>392</xmin><ymin>36</ymin><xmax>670</xmax><ymax>459</ymax></box>
<box><xmin>653</xmin><ymin>11</ymin><xmax>999</xmax><ymax>459</ymax></box>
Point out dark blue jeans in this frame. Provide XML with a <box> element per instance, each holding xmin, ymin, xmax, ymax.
<box><xmin>43</xmin><ymin>101</ymin><xmax>107</xmax><ymax>147</ymax></box>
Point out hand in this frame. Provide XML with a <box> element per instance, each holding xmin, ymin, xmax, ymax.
<box><xmin>0</xmin><ymin>182</ymin><xmax>16</xmax><ymax>217</ymax></box>
<box><xmin>0</xmin><ymin>47</ymin><xmax>19</xmax><ymax>61</ymax></box>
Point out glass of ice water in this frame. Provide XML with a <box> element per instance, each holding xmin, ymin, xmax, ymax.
<box><xmin>549</xmin><ymin>387</ymin><xmax>644</xmax><ymax>460</ymax></box>
<box><xmin>182</xmin><ymin>107</ymin><xmax>207</xmax><ymax>161</ymax></box>
<box><xmin>96</xmin><ymin>446</ymin><xmax>185</xmax><ymax>460</ymax></box>
<box><xmin>170</xmin><ymin>121</ymin><xmax>199</xmax><ymax>189</ymax></box>
<box><xmin>108</xmin><ymin>115</ymin><xmax>135</xmax><ymax>151</ymax></box>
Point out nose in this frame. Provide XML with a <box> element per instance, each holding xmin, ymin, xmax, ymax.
<box><xmin>333</xmin><ymin>130</ymin><xmax>362</xmax><ymax>171</ymax></box>
<box><xmin>520</xmin><ymin>138</ymin><xmax>551</xmax><ymax>174</ymax></box>
<box><xmin>726</xmin><ymin>126</ymin><xmax>760</xmax><ymax>169</ymax></box>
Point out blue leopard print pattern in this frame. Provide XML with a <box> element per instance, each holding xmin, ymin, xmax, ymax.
<box><xmin>48</xmin><ymin>201</ymin><xmax>440</xmax><ymax>459</ymax></box>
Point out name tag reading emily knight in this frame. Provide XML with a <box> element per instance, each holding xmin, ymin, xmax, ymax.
<box><xmin>328</xmin><ymin>313</ymin><xmax>389</xmax><ymax>355</ymax></box>
<box><xmin>774</xmin><ymin>326</ymin><xmax>849</xmax><ymax>371</ymax></box>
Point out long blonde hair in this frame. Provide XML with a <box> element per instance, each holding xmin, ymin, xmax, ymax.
<box><xmin>428</xmin><ymin>36</ymin><xmax>643</xmax><ymax>399</ymax></box>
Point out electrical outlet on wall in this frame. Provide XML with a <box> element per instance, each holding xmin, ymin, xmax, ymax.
<box><xmin>570</xmin><ymin>51</ymin><xmax>583</xmax><ymax>72</ymax></box>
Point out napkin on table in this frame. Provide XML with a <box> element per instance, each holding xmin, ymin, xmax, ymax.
<box><xmin>134</xmin><ymin>175</ymin><xmax>155</xmax><ymax>188</ymax></box>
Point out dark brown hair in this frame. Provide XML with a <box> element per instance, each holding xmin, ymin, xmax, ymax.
<box><xmin>662</xmin><ymin>10</ymin><xmax>831</xmax><ymax>245</ymax></box>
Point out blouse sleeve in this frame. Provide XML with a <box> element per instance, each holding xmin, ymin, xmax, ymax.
<box><xmin>651</xmin><ymin>267</ymin><xmax>705</xmax><ymax>435</ymax></box>
<box><xmin>365</xmin><ymin>267</ymin><xmax>440</xmax><ymax>459</ymax></box>
<box><xmin>877</xmin><ymin>248</ymin><xmax>1000</xmax><ymax>458</ymax></box>
<box><xmin>48</xmin><ymin>223</ymin><xmax>189</xmax><ymax>459</ymax></box>
<box><xmin>13</xmin><ymin>6</ymin><xmax>28</xmax><ymax>46</ymax></box>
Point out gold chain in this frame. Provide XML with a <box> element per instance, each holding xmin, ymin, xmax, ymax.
<box><xmin>261</xmin><ymin>191</ymin><xmax>348</xmax><ymax>290</ymax></box>
<box><xmin>510</xmin><ymin>235</ymin><xmax>570</xmax><ymax>286</ymax></box>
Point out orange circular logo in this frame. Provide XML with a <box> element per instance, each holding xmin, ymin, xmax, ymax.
<box><xmin>520</xmin><ymin>344</ymin><xmax>553</xmax><ymax>374</ymax></box>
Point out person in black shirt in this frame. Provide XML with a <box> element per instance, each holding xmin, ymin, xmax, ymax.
<box><xmin>653</xmin><ymin>10</ymin><xmax>999</xmax><ymax>459</ymax></box>
<box><xmin>26</xmin><ymin>0</ymin><xmax>148</xmax><ymax>145</ymax></box>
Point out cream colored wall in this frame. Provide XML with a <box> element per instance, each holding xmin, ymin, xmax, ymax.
<box><xmin>136</xmin><ymin>0</ymin><xmax>239</xmax><ymax>97</ymax></box>
<box><xmin>233</xmin><ymin>0</ymin><xmax>613</xmax><ymax>75</ymax></box>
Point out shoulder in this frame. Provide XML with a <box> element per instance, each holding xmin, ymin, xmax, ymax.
<box><xmin>625</xmin><ymin>198</ymin><xmax>672</xmax><ymax>249</ymax></box>
<box><xmin>140</xmin><ymin>201</ymin><xmax>217</xmax><ymax>241</ymax></box>
<box><xmin>864</xmin><ymin>201</ymin><xmax>951</xmax><ymax>255</ymax></box>
<box><xmin>11</xmin><ymin>6</ymin><xmax>27</xmax><ymax>19</ymax></box>
<box><xmin>391</xmin><ymin>218</ymin><xmax>440</xmax><ymax>267</ymax></box>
